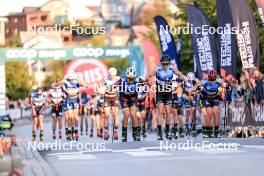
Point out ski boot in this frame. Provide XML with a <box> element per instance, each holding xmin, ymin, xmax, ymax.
<box><xmin>135</xmin><ymin>127</ymin><xmax>141</xmax><ymax>141</ymax></box>
<box><xmin>90</xmin><ymin>129</ymin><xmax>93</xmax><ymax>138</ymax></box>
<box><xmin>142</xmin><ymin>127</ymin><xmax>147</xmax><ymax>138</ymax></box>
<box><xmin>179</xmin><ymin>128</ymin><xmax>184</xmax><ymax>138</ymax></box>
<box><xmin>122</xmin><ymin>127</ymin><xmax>127</xmax><ymax>142</ymax></box>
<box><xmin>75</xmin><ymin>130</ymin><xmax>79</xmax><ymax>141</ymax></box>
<box><xmin>97</xmin><ymin>129</ymin><xmax>101</xmax><ymax>138</ymax></box>
<box><xmin>104</xmin><ymin>129</ymin><xmax>109</xmax><ymax>140</ymax></box>
<box><xmin>191</xmin><ymin>127</ymin><xmax>197</xmax><ymax>138</ymax></box>
<box><xmin>68</xmin><ymin>131</ymin><xmax>72</xmax><ymax>141</ymax></box>
<box><xmin>114</xmin><ymin>128</ymin><xmax>118</xmax><ymax>140</ymax></box>
<box><xmin>157</xmin><ymin>130</ymin><xmax>163</xmax><ymax>141</ymax></box>
<box><xmin>59</xmin><ymin>131</ymin><xmax>62</xmax><ymax>140</ymax></box>
<box><xmin>40</xmin><ymin>131</ymin><xmax>44</xmax><ymax>142</ymax></box>
<box><xmin>71</xmin><ymin>128</ymin><xmax>75</xmax><ymax>140</ymax></box>
<box><xmin>52</xmin><ymin>131</ymin><xmax>56</xmax><ymax>140</ymax></box>
<box><xmin>165</xmin><ymin>129</ymin><xmax>172</xmax><ymax>140</ymax></box>
<box><xmin>32</xmin><ymin>131</ymin><xmax>36</xmax><ymax>141</ymax></box>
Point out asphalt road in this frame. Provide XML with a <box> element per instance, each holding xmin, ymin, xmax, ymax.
<box><xmin>9</xmin><ymin>117</ymin><xmax>264</xmax><ymax>176</ymax></box>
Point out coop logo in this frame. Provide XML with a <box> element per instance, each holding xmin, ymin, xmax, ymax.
<box><xmin>64</xmin><ymin>59</ymin><xmax>108</xmax><ymax>91</ymax></box>
<box><xmin>6</xmin><ymin>49</ymin><xmax>37</xmax><ymax>59</ymax></box>
<box><xmin>73</xmin><ymin>48</ymin><xmax>104</xmax><ymax>58</ymax></box>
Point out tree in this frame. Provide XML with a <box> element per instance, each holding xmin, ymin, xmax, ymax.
<box><xmin>104</xmin><ymin>59</ymin><xmax>130</xmax><ymax>75</ymax></box>
<box><xmin>90</xmin><ymin>35</ymin><xmax>106</xmax><ymax>46</ymax></box>
<box><xmin>6</xmin><ymin>62</ymin><xmax>33</xmax><ymax>100</ymax></box>
<box><xmin>43</xmin><ymin>61</ymin><xmax>69</xmax><ymax>90</ymax></box>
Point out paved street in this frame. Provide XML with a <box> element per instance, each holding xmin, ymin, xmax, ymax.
<box><xmin>9</xmin><ymin>117</ymin><xmax>264</xmax><ymax>176</ymax></box>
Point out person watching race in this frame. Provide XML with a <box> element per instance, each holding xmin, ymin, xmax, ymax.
<box><xmin>31</xmin><ymin>88</ymin><xmax>47</xmax><ymax>141</ymax></box>
<box><xmin>48</xmin><ymin>82</ymin><xmax>64</xmax><ymax>140</ymax></box>
<box><xmin>183</xmin><ymin>72</ymin><xmax>200</xmax><ymax>137</ymax></box>
<box><xmin>119</xmin><ymin>67</ymin><xmax>143</xmax><ymax>142</ymax></box>
<box><xmin>155</xmin><ymin>55</ymin><xmax>185</xmax><ymax>141</ymax></box>
<box><xmin>103</xmin><ymin>67</ymin><xmax>119</xmax><ymax>140</ymax></box>
<box><xmin>54</xmin><ymin>71</ymin><xmax>87</xmax><ymax>141</ymax></box>
<box><xmin>194</xmin><ymin>69</ymin><xmax>226</xmax><ymax>138</ymax></box>
<box><xmin>79</xmin><ymin>92</ymin><xmax>89</xmax><ymax>136</ymax></box>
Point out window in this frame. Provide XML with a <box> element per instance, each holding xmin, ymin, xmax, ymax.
<box><xmin>6</xmin><ymin>29</ymin><xmax>9</xmax><ymax>34</ymax></box>
<box><xmin>63</xmin><ymin>37</ymin><xmax>69</xmax><ymax>42</ymax></box>
<box><xmin>41</xmin><ymin>15</ymin><xmax>47</xmax><ymax>22</ymax></box>
<box><xmin>42</xmin><ymin>67</ymin><xmax>47</xmax><ymax>72</ymax></box>
<box><xmin>30</xmin><ymin>16</ymin><xmax>37</xmax><ymax>21</ymax></box>
<box><xmin>14</xmin><ymin>29</ymin><xmax>18</xmax><ymax>34</ymax></box>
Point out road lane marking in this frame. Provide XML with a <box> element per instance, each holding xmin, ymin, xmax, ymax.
<box><xmin>47</xmin><ymin>151</ymin><xmax>84</xmax><ymax>156</ymax></box>
<box><xmin>52</xmin><ymin>155</ymin><xmax>236</xmax><ymax>166</ymax></box>
<box><xmin>112</xmin><ymin>148</ymin><xmax>146</xmax><ymax>153</ymax></box>
<box><xmin>195</xmin><ymin>149</ymin><xmax>246</xmax><ymax>154</ymax></box>
<box><xmin>242</xmin><ymin>145</ymin><xmax>264</xmax><ymax>149</ymax></box>
<box><xmin>140</xmin><ymin>147</ymin><xmax>161</xmax><ymax>150</ymax></box>
<box><xmin>124</xmin><ymin>151</ymin><xmax>170</xmax><ymax>157</ymax></box>
<box><xmin>57</xmin><ymin>154</ymin><xmax>96</xmax><ymax>160</ymax></box>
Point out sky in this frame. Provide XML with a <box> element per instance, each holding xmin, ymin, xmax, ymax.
<box><xmin>0</xmin><ymin>0</ymin><xmax>101</xmax><ymax>16</ymax></box>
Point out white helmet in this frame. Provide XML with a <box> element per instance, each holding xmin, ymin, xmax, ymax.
<box><xmin>126</xmin><ymin>67</ymin><xmax>136</xmax><ymax>78</ymax></box>
<box><xmin>109</xmin><ymin>67</ymin><xmax>117</xmax><ymax>76</ymax></box>
<box><xmin>32</xmin><ymin>85</ymin><xmax>38</xmax><ymax>90</ymax></box>
<box><xmin>138</xmin><ymin>76</ymin><xmax>145</xmax><ymax>82</ymax></box>
<box><xmin>67</xmin><ymin>71</ymin><xmax>76</xmax><ymax>80</ymax></box>
<box><xmin>187</xmin><ymin>72</ymin><xmax>195</xmax><ymax>81</ymax></box>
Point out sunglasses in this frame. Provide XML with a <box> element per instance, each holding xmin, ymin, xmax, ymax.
<box><xmin>128</xmin><ymin>78</ymin><xmax>135</xmax><ymax>82</ymax></box>
<box><xmin>162</xmin><ymin>63</ymin><xmax>169</xmax><ymax>66</ymax></box>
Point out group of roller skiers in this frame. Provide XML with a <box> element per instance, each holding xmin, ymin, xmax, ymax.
<box><xmin>30</xmin><ymin>55</ymin><xmax>230</xmax><ymax>142</ymax></box>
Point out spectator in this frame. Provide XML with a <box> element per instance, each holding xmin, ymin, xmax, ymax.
<box><xmin>251</xmin><ymin>68</ymin><xmax>264</xmax><ymax>104</ymax></box>
<box><xmin>230</xmin><ymin>79</ymin><xmax>239</xmax><ymax>103</ymax></box>
<box><xmin>239</xmin><ymin>74</ymin><xmax>254</xmax><ymax>106</ymax></box>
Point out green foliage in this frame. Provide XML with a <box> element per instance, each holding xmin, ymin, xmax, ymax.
<box><xmin>103</xmin><ymin>59</ymin><xmax>130</xmax><ymax>75</ymax></box>
<box><xmin>4</xmin><ymin>34</ymin><xmax>21</xmax><ymax>47</ymax></box>
<box><xmin>6</xmin><ymin>62</ymin><xmax>33</xmax><ymax>100</ymax></box>
<box><xmin>43</xmin><ymin>61</ymin><xmax>69</xmax><ymax>90</ymax></box>
<box><xmin>90</xmin><ymin>35</ymin><xmax>106</xmax><ymax>46</ymax></box>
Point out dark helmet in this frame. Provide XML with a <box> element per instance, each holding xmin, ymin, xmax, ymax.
<box><xmin>81</xmin><ymin>92</ymin><xmax>87</xmax><ymax>99</ymax></box>
<box><xmin>36</xmin><ymin>87</ymin><xmax>43</xmax><ymax>95</ymax></box>
<box><xmin>160</xmin><ymin>55</ymin><xmax>170</xmax><ymax>64</ymax></box>
<box><xmin>208</xmin><ymin>69</ymin><xmax>217</xmax><ymax>81</ymax></box>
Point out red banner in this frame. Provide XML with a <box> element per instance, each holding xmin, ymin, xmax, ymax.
<box><xmin>142</xmin><ymin>40</ymin><xmax>160</xmax><ymax>77</ymax></box>
<box><xmin>64</xmin><ymin>59</ymin><xmax>108</xmax><ymax>94</ymax></box>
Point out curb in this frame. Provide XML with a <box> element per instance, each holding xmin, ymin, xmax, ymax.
<box><xmin>0</xmin><ymin>138</ymin><xmax>57</xmax><ymax>176</ymax></box>
<box><xmin>18</xmin><ymin>140</ymin><xmax>57</xmax><ymax>176</ymax></box>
